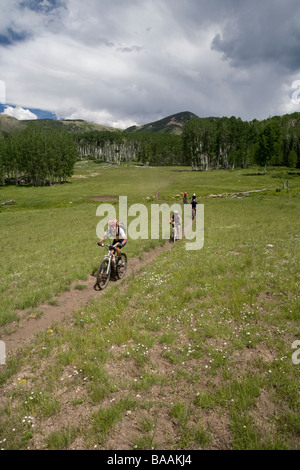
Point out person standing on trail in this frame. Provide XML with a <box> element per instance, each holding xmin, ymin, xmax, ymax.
<box><xmin>170</xmin><ymin>210</ymin><xmax>182</xmax><ymax>240</ymax></box>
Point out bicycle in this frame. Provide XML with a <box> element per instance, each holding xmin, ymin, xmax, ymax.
<box><xmin>94</xmin><ymin>243</ymin><xmax>127</xmax><ymax>290</ymax></box>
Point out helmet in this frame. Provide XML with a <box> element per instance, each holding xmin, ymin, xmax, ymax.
<box><xmin>174</xmin><ymin>210</ymin><xmax>178</xmax><ymax>214</ymax></box>
<box><xmin>193</xmin><ymin>193</ymin><xmax>196</xmax><ymax>197</ymax></box>
<box><xmin>108</xmin><ymin>219</ymin><xmax>118</xmax><ymax>226</ymax></box>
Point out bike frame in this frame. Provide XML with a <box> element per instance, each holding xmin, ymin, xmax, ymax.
<box><xmin>101</xmin><ymin>243</ymin><xmax>117</xmax><ymax>273</ymax></box>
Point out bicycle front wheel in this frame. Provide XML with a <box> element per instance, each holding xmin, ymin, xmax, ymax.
<box><xmin>95</xmin><ymin>259</ymin><xmax>111</xmax><ymax>290</ymax></box>
<box><xmin>116</xmin><ymin>253</ymin><xmax>127</xmax><ymax>279</ymax></box>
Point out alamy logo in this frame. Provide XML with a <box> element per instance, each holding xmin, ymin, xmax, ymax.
<box><xmin>291</xmin><ymin>80</ymin><xmax>300</xmax><ymax>105</ymax></box>
<box><xmin>0</xmin><ymin>341</ymin><xmax>6</xmax><ymax>365</ymax></box>
<box><xmin>292</xmin><ymin>340</ymin><xmax>300</xmax><ymax>365</ymax></box>
<box><xmin>0</xmin><ymin>80</ymin><xmax>6</xmax><ymax>104</ymax></box>
<box><xmin>96</xmin><ymin>196</ymin><xmax>204</xmax><ymax>251</ymax></box>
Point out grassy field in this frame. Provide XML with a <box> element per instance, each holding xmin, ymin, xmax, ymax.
<box><xmin>0</xmin><ymin>163</ymin><xmax>299</xmax><ymax>450</ymax></box>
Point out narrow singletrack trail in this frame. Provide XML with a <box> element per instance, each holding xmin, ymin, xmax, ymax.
<box><xmin>1</xmin><ymin>242</ymin><xmax>174</xmax><ymax>357</ymax></box>
<box><xmin>1</xmin><ymin>211</ymin><xmax>195</xmax><ymax>358</ymax></box>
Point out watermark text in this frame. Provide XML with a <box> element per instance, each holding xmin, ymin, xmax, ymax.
<box><xmin>0</xmin><ymin>341</ymin><xmax>6</xmax><ymax>365</ymax></box>
<box><xmin>292</xmin><ymin>340</ymin><xmax>300</xmax><ymax>365</ymax></box>
<box><xmin>0</xmin><ymin>80</ymin><xmax>6</xmax><ymax>104</ymax></box>
<box><xmin>96</xmin><ymin>196</ymin><xmax>204</xmax><ymax>251</ymax></box>
<box><xmin>291</xmin><ymin>80</ymin><xmax>300</xmax><ymax>105</ymax></box>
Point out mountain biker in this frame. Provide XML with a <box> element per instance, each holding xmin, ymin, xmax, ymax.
<box><xmin>191</xmin><ymin>198</ymin><xmax>198</xmax><ymax>219</ymax></box>
<box><xmin>183</xmin><ymin>192</ymin><xmax>188</xmax><ymax>204</ymax></box>
<box><xmin>170</xmin><ymin>210</ymin><xmax>182</xmax><ymax>240</ymax></box>
<box><xmin>98</xmin><ymin>219</ymin><xmax>127</xmax><ymax>265</ymax></box>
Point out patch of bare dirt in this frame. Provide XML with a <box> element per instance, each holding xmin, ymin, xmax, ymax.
<box><xmin>251</xmin><ymin>389</ymin><xmax>277</xmax><ymax>433</ymax></box>
<box><xmin>90</xmin><ymin>196</ymin><xmax>119</xmax><ymax>201</ymax></box>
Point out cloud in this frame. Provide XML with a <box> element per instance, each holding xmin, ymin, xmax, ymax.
<box><xmin>2</xmin><ymin>105</ymin><xmax>37</xmax><ymax>120</ymax></box>
<box><xmin>211</xmin><ymin>0</ymin><xmax>300</xmax><ymax>72</ymax></box>
<box><xmin>0</xmin><ymin>0</ymin><xmax>300</xmax><ymax>127</ymax></box>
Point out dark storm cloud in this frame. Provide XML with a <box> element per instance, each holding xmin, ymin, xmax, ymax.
<box><xmin>211</xmin><ymin>0</ymin><xmax>300</xmax><ymax>72</ymax></box>
<box><xmin>1</xmin><ymin>0</ymin><xmax>300</xmax><ymax>126</ymax></box>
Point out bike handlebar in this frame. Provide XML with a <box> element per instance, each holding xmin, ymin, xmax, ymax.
<box><xmin>97</xmin><ymin>242</ymin><xmax>116</xmax><ymax>250</ymax></box>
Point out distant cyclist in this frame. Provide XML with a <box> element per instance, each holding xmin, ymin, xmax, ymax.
<box><xmin>98</xmin><ymin>219</ymin><xmax>127</xmax><ymax>265</ymax></box>
<box><xmin>191</xmin><ymin>198</ymin><xmax>198</xmax><ymax>220</ymax></box>
<box><xmin>183</xmin><ymin>192</ymin><xmax>188</xmax><ymax>204</ymax></box>
<box><xmin>191</xmin><ymin>193</ymin><xmax>197</xmax><ymax>202</ymax></box>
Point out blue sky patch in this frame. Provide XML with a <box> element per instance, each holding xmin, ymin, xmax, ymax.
<box><xmin>0</xmin><ymin>28</ymin><xmax>30</xmax><ymax>47</ymax></box>
<box><xmin>20</xmin><ymin>0</ymin><xmax>65</xmax><ymax>14</ymax></box>
<box><xmin>0</xmin><ymin>103</ymin><xmax>59</xmax><ymax>120</ymax></box>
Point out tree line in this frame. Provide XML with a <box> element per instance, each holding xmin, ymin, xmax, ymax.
<box><xmin>182</xmin><ymin>114</ymin><xmax>300</xmax><ymax>170</ymax></box>
<box><xmin>0</xmin><ymin>125</ymin><xmax>78</xmax><ymax>186</ymax></box>
<box><xmin>74</xmin><ymin>113</ymin><xmax>300</xmax><ymax>170</ymax></box>
<box><xmin>74</xmin><ymin>131</ymin><xmax>183</xmax><ymax>166</ymax></box>
<box><xmin>1</xmin><ymin>112</ymin><xmax>300</xmax><ymax>187</ymax></box>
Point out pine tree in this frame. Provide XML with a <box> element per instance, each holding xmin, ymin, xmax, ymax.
<box><xmin>255</xmin><ymin>121</ymin><xmax>283</xmax><ymax>172</ymax></box>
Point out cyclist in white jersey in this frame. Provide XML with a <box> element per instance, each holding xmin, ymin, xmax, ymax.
<box><xmin>98</xmin><ymin>219</ymin><xmax>127</xmax><ymax>265</ymax></box>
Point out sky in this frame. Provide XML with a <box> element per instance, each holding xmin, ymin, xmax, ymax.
<box><xmin>1</xmin><ymin>0</ymin><xmax>300</xmax><ymax>129</ymax></box>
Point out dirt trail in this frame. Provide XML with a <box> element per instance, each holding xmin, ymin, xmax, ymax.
<box><xmin>2</xmin><ymin>206</ymin><xmax>195</xmax><ymax>359</ymax></box>
<box><xmin>1</xmin><ymin>242</ymin><xmax>174</xmax><ymax>357</ymax></box>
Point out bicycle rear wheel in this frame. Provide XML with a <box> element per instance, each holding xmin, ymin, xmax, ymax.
<box><xmin>95</xmin><ymin>259</ymin><xmax>111</xmax><ymax>290</ymax></box>
<box><xmin>116</xmin><ymin>253</ymin><xmax>127</xmax><ymax>279</ymax></box>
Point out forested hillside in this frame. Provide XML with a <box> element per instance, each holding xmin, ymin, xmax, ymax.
<box><xmin>0</xmin><ymin>111</ymin><xmax>300</xmax><ymax>186</ymax></box>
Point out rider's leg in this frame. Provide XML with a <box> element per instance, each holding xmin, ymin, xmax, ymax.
<box><xmin>115</xmin><ymin>242</ymin><xmax>125</xmax><ymax>265</ymax></box>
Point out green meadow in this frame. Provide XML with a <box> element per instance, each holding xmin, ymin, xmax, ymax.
<box><xmin>0</xmin><ymin>163</ymin><xmax>299</xmax><ymax>450</ymax></box>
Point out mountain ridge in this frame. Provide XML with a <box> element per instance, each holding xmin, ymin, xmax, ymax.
<box><xmin>0</xmin><ymin>116</ymin><xmax>121</xmax><ymax>135</ymax></box>
<box><xmin>125</xmin><ymin>111</ymin><xmax>198</xmax><ymax>134</ymax></box>
<box><xmin>0</xmin><ymin>111</ymin><xmax>199</xmax><ymax>136</ymax></box>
